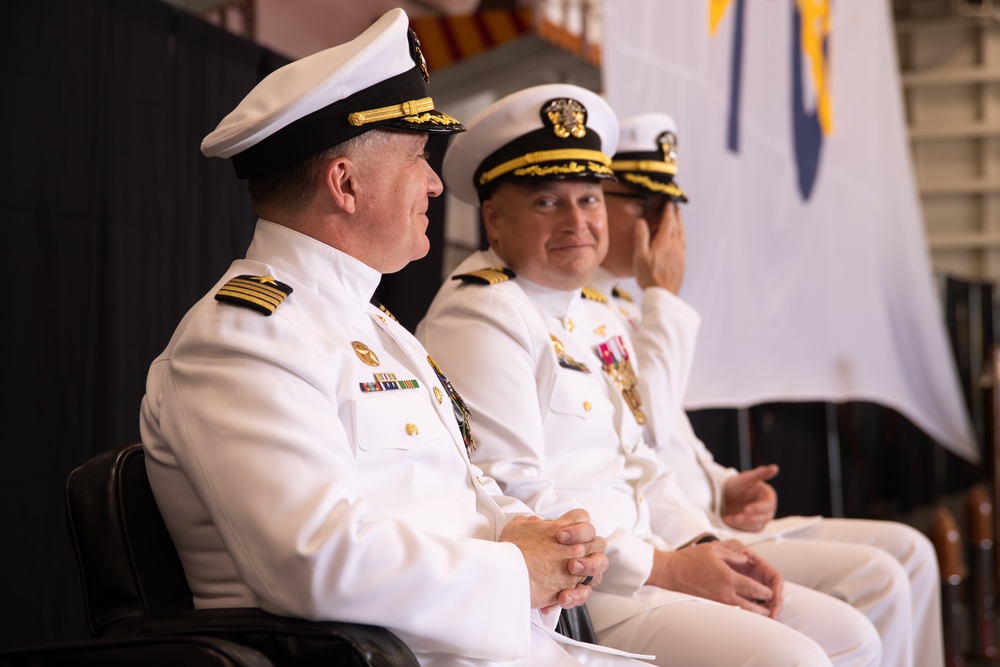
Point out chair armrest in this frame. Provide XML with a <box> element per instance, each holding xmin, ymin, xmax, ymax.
<box><xmin>103</xmin><ymin>607</ymin><xmax>419</xmax><ymax>667</ymax></box>
<box><xmin>0</xmin><ymin>635</ymin><xmax>275</xmax><ymax>667</ymax></box>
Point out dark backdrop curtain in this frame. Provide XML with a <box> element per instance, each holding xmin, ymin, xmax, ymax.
<box><xmin>0</xmin><ymin>0</ymin><xmax>447</xmax><ymax>649</ymax></box>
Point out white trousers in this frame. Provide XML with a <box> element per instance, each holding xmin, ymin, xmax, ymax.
<box><xmin>596</xmin><ymin>582</ymin><xmax>881</xmax><ymax>666</ymax></box>
<box><xmin>750</xmin><ymin>518</ymin><xmax>942</xmax><ymax>667</ymax></box>
<box><xmin>417</xmin><ymin>622</ymin><xmax>654</xmax><ymax>667</ymax></box>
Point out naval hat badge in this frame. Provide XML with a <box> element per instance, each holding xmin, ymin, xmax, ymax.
<box><xmin>408</xmin><ymin>27</ymin><xmax>430</xmax><ymax>83</ymax></box>
<box><xmin>657</xmin><ymin>130</ymin><xmax>678</xmax><ymax>169</ymax></box>
<box><xmin>542</xmin><ymin>98</ymin><xmax>588</xmax><ymax>139</ymax></box>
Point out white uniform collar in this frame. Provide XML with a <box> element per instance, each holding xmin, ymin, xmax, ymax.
<box><xmin>516</xmin><ymin>276</ymin><xmax>580</xmax><ymax>321</ymax></box>
<box><xmin>475</xmin><ymin>247</ymin><xmax>578</xmax><ymax>320</ymax></box>
<box><xmin>245</xmin><ymin>219</ymin><xmax>383</xmax><ymax>308</ymax></box>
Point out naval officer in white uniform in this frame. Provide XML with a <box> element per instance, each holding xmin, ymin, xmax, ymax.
<box><xmin>592</xmin><ymin>111</ymin><xmax>944</xmax><ymax>667</ymax></box>
<box><xmin>140</xmin><ymin>10</ymin><xmax>654</xmax><ymax>667</ymax></box>
<box><xmin>418</xmin><ymin>83</ymin><xmax>881</xmax><ymax>666</ymax></box>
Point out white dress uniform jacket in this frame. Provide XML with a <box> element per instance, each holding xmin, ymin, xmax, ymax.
<box><xmin>418</xmin><ymin>251</ymin><xmax>887</xmax><ymax>667</ymax></box>
<box><xmin>140</xmin><ymin>221</ymin><xmax>650</xmax><ymax>667</ymax></box>
<box><xmin>589</xmin><ymin>269</ymin><xmax>726</xmax><ymax>515</ymax></box>
<box><xmin>418</xmin><ymin>251</ymin><xmax>716</xmax><ymax>621</ymax></box>
<box><xmin>590</xmin><ymin>268</ymin><xmax>944</xmax><ymax>667</ymax></box>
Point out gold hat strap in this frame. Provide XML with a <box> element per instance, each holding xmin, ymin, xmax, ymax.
<box><xmin>349</xmin><ymin>97</ymin><xmax>436</xmax><ymax>126</ymax></box>
<box><xmin>610</xmin><ymin>158</ymin><xmax>678</xmax><ymax>176</ymax></box>
<box><xmin>479</xmin><ymin>149</ymin><xmax>611</xmax><ymax>186</ymax></box>
<box><xmin>621</xmin><ymin>173</ymin><xmax>686</xmax><ymax>198</ymax></box>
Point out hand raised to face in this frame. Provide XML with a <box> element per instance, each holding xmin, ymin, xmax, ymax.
<box><xmin>633</xmin><ymin>200</ymin><xmax>685</xmax><ymax>295</ymax></box>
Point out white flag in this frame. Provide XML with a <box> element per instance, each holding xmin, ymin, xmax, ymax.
<box><xmin>602</xmin><ymin>0</ymin><xmax>978</xmax><ymax>462</ymax></box>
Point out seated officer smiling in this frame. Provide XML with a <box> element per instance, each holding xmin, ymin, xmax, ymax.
<box><xmin>140</xmin><ymin>9</ymin><xmax>652</xmax><ymax>667</ymax></box>
<box><xmin>417</xmin><ymin>83</ymin><xmax>882</xmax><ymax>666</ymax></box>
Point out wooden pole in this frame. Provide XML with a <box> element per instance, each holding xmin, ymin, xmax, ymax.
<box><xmin>931</xmin><ymin>506</ymin><xmax>967</xmax><ymax>667</ymax></box>
<box><xmin>966</xmin><ymin>484</ymin><xmax>997</xmax><ymax>660</ymax></box>
<box><xmin>993</xmin><ymin>346</ymin><xmax>1000</xmax><ymax>627</ymax></box>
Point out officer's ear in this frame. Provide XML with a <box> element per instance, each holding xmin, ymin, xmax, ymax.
<box><xmin>324</xmin><ymin>156</ymin><xmax>358</xmax><ymax>213</ymax></box>
<box><xmin>481</xmin><ymin>198</ymin><xmax>502</xmax><ymax>248</ymax></box>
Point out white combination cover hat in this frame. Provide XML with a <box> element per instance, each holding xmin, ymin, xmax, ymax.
<box><xmin>201</xmin><ymin>8</ymin><xmax>464</xmax><ymax>179</ymax></box>
<box><xmin>611</xmin><ymin>112</ymin><xmax>688</xmax><ymax>202</ymax></box>
<box><xmin>442</xmin><ymin>83</ymin><xmax>618</xmax><ymax>205</ymax></box>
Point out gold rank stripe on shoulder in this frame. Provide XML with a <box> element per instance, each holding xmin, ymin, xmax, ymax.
<box><xmin>612</xmin><ymin>286</ymin><xmax>635</xmax><ymax>303</ymax></box>
<box><xmin>451</xmin><ymin>265</ymin><xmax>516</xmax><ymax>285</ymax></box>
<box><xmin>370</xmin><ymin>299</ymin><xmax>398</xmax><ymax>322</ymax></box>
<box><xmin>581</xmin><ymin>286</ymin><xmax>608</xmax><ymax>303</ymax></box>
<box><xmin>215</xmin><ymin>275</ymin><xmax>293</xmax><ymax>316</ymax></box>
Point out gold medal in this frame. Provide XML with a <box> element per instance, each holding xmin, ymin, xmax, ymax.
<box><xmin>595</xmin><ymin>336</ymin><xmax>646</xmax><ymax>425</ymax></box>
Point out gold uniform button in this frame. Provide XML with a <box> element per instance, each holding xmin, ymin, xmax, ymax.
<box><xmin>405</xmin><ymin>423</ymin><xmax>419</xmax><ymax>436</ymax></box>
<box><xmin>583</xmin><ymin>401</ymin><xmax>592</xmax><ymax>411</ymax></box>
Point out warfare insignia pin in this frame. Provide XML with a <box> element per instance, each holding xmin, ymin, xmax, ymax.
<box><xmin>542</xmin><ymin>98</ymin><xmax>588</xmax><ymax>139</ymax></box>
<box><xmin>551</xmin><ymin>335</ymin><xmax>590</xmax><ymax>373</ymax></box>
<box><xmin>214</xmin><ymin>274</ymin><xmax>293</xmax><ymax>316</ymax></box>
<box><xmin>352</xmin><ymin>341</ymin><xmax>380</xmax><ymax>367</ymax></box>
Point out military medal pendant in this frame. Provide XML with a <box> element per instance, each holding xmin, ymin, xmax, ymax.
<box><xmin>427</xmin><ymin>355</ymin><xmax>477</xmax><ymax>458</ymax></box>
<box><xmin>594</xmin><ymin>336</ymin><xmax>647</xmax><ymax>426</ymax></box>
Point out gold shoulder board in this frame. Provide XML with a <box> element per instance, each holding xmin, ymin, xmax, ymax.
<box><xmin>371</xmin><ymin>299</ymin><xmax>398</xmax><ymax>322</ymax></box>
<box><xmin>581</xmin><ymin>286</ymin><xmax>608</xmax><ymax>303</ymax></box>
<box><xmin>215</xmin><ymin>274</ymin><xmax>293</xmax><ymax>316</ymax></box>
<box><xmin>612</xmin><ymin>286</ymin><xmax>634</xmax><ymax>303</ymax></box>
<box><xmin>451</xmin><ymin>265</ymin><xmax>516</xmax><ymax>285</ymax></box>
